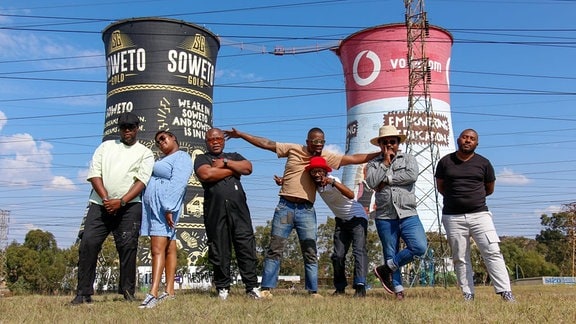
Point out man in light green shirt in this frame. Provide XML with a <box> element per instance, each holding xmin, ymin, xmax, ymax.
<box><xmin>71</xmin><ymin>112</ymin><xmax>154</xmax><ymax>305</ymax></box>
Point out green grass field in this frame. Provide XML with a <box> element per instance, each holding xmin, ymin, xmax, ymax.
<box><xmin>1</xmin><ymin>285</ymin><xmax>575</xmax><ymax>323</ymax></box>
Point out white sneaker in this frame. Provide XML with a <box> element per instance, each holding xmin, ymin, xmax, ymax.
<box><xmin>500</xmin><ymin>291</ymin><xmax>516</xmax><ymax>303</ymax></box>
<box><xmin>157</xmin><ymin>292</ymin><xmax>175</xmax><ymax>303</ymax></box>
<box><xmin>218</xmin><ymin>288</ymin><xmax>229</xmax><ymax>300</ymax></box>
<box><xmin>246</xmin><ymin>287</ymin><xmax>261</xmax><ymax>299</ymax></box>
<box><xmin>463</xmin><ymin>292</ymin><xmax>475</xmax><ymax>302</ymax></box>
<box><xmin>138</xmin><ymin>293</ymin><xmax>158</xmax><ymax>309</ymax></box>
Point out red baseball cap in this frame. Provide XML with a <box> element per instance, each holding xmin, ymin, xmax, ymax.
<box><xmin>305</xmin><ymin>156</ymin><xmax>332</xmax><ymax>172</ymax></box>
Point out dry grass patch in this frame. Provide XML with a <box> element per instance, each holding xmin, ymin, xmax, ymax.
<box><xmin>0</xmin><ymin>285</ymin><xmax>575</xmax><ymax>323</ymax></box>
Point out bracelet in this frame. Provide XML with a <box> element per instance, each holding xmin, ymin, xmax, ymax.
<box><xmin>331</xmin><ymin>178</ymin><xmax>336</xmax><ymax>187</ymax></box>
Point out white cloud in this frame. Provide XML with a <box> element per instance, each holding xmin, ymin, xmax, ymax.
<box><xmin>535</xmin><ymin>205</ymin><xmax>563</xmax><ymax>216</ymax></box>
<box><xmin>24</xmin><ymin>223</ymin><xmax>40</xmax><ymax>231</ymax></box>
<box><xmin>42</xmin><ymin>48</ymin><xmax>103</xmax><ymax>72</ymax></box>
<box><xmin>0</xmin><ymin>133</ymin><xmax>52</xmax><ymax>185</ymax></box>
<box><xmin>324</xmin><ymin>144</ymin><xmax>344</xmax><ymax>155</ymax></box>
<box><xmin>497</xmin><ymin>168</ymin><xmax>531</xmax><ymax>185</ymax></box>
<box><xmin>45</xmin><ymin>175</ymin><xmax>77</xmax><ymax>191</ymax></box>
<box><xmin>0</xmin><ymin>29</ymin><xmax>101</xmax><ymax>65</ymax></box>
<box><xmin>2</xmin><ymin>112</ymin><xmax>84</xmax><ymax>190</ymax></box>
<box><xmin>0</xmin><ymin>110</ymin><xmax>6</xmax><ymax>130</ymax></box>
<box><xmin>0</xmin><ymin>30</ymin><xmax>41</xmax><ymax>59</ymax></box>
<box><xmin>77</xmin><ymin>168</ymin><xmax>89</xmax><ymax>182</ymax></box>
<box><xmin>0</xmin><ymin>127</ymin><xmax>55</xmax><ymax>187</ymax></box>
<box><xmin>216</xmin><ymin>68</ymin><xmax>262</xmax><ymax>82</ymax></box>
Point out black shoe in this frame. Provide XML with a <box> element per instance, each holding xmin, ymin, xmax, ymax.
<box><xmin>374</xmin><ymin>265</ymin><xmax>394</xmax><ymax>295</ymax></box>
<box><xmin>123</xmin><ymin>291</ymin><xmax>136</xmax><ymax>302</ymax></box>
<box><xmin>70</xmin><ymin>295</ymin><xmax>93</xmax><ymax>305</ymax></box>
<box><xmin>354</xmin><ymin>285</ymin><xmax>366</xmax><ymax>298</ymax></box>
<box><xmin>333</xmin><ymin>289</ymin><xmax>345</xmax><ymax>296</ymax></box>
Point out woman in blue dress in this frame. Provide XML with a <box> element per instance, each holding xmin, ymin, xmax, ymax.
<box><xmin>139</xmin><ymin>131</ymin><xmax>193</xmax><ymax>308</ymax></box>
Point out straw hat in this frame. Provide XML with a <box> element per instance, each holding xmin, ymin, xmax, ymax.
<box><xmin>304</xmin><ymin>156</ymin><xmax>332</xmax><ymax>172</ymax></box>
<box><xmin>369</xmin><ymin>125</ymin><xmax>406</xmax><ymax>146</ymax></box>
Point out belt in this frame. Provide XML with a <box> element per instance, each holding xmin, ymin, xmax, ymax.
<box><xmin>281</xmin><ymin>196</ymin><xmax>311</xmax><ymax>204</ymax></box>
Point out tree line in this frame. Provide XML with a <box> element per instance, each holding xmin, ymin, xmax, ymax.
<box><xmin>3</xmin><ymin>205</ymin><xmax>575</xmax><ymax>294</ymax></box>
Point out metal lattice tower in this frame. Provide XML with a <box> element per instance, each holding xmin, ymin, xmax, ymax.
<box><xmin>0</xmin><ymin>209</ymin><xmax>9</xmax><ymax>284</ymax></box>
<box><xmin>403</xmin><ymin>0</ymin><xmax>442</xmax><ymax>232</ymax></box>
<box><xmin>403</xmin><ymin>0</ymin><xmax>450</xmax><ymax>287</ymax></box>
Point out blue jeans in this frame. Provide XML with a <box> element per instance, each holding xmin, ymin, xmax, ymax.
<box><xmin>261</xmin><ymin>197</ymin><xmax>318</xmax><ymax>292</ymax></box>
<box><xmin>375</xmin><ymin>215</ymin><xmax>427</xmax><ymax>291</ymax></box>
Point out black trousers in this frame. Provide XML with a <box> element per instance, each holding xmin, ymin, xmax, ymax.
<box><xmin>76</xmin><ymin>203</ymin><xmax>142</xmax><ymax>296</ymax></box>
<box><xmin>332</xmin><ymin>217</ymin><xmax>368</xmax><ymax>290</ymax></box>
<box><xmin>204</xmin><ymin>199</ymin><xmax>258</xmax><ymax>290</ymax></box>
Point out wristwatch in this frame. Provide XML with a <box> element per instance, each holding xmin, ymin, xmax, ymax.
<box><xmin>223</xmin><ymin>158</ymin><xmax>228</xmax><ymax>167</ymax></box>
<box><xmin>120</xmin><ymin>198</ymin><xmax>126</xmax><ymax>207</ymax></box>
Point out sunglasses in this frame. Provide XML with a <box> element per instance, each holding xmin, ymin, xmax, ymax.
<box><xmin>207</xmin><ymin>137</ymin><xmax>225</xmax><ymax>143</ymax></box>
<box><xmin>309</xmin><ymin>169</ymin><xmax>327</xmax><ymax>175</ymax></box>
<box><xmin>378</xmin><ymin>139</ymin><xmax>397</xmax><ymax>145</ymax></box>
<box><xmin>119</xmin><ymin>124</ymin><xmax>137</xmax><ymax>131</ymax></box>
<box><xmin>155</xmin><ymin>135</ymin><xmax>168</xmax><ymax>145</ymax></box>
<box><xmin>308</xmin><ymin>139</ymin><xmax>326</xmax><ymax>145</ymax></box>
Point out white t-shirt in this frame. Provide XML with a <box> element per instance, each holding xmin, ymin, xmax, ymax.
<box><xmin>318</xmin><ymin>176</ymin><xmax>368</xmax><ymax>221</ymax></box>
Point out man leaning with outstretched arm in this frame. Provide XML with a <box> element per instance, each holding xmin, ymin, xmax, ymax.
<box><xmin>225</xmin><ymin>127</ymin><xmax>379</xmax><ymax>298</ymax></box>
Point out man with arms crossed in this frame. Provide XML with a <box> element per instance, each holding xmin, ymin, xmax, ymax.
<box><xmin>195</xmin><ymin>128</ymin><xmax>261</xmax><ymax>300</ymax></box>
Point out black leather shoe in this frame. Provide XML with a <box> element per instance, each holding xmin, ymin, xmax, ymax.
<box><xmin>123</xmin><ymin>292</ymin><xmax>136</xmax><ymax>302</ymax></box>
<box><xmin>70</xmin><ymin>295</ymin><xmax>93</xmax><ymax>305</ymax></box>
<box><xmin>374</xmin><ymin>265</ymin><xmax>394</xmax><ymax>294</ymax></box>
<box><xmin>354</xmin><ymin>285</ymin><xmax>366</xmax><ymax>298</ymax></box>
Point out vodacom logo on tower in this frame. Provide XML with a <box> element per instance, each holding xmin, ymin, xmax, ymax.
<box><xmin>352</xmin><ymin>50</ymin><xmax>380</xmax><ymax>86</ymax></box>
<box><xmin>337</xmin><ymin>25</ymin><xmax>452</xmax><ymax>108</ymax></box>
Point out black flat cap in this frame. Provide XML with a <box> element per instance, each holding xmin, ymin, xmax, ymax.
<box><xmin>117</xmin><ymin>112</ymin><xmax>140</xmax><ymax>126</ymax></box>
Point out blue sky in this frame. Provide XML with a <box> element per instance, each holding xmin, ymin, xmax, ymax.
<box><xmin>1</xmin><ymin>0</ymin><xmax>575</xmax><ymax>248</ymax></box>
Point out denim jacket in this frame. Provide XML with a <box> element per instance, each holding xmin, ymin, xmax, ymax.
<box><xmin>365</xmin><ymin>152</ymin><xmax>418</xmax><ymax>220</ymax></box>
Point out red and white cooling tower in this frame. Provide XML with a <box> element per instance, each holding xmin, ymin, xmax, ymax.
<box><xmin>334</xmin><ymin>23</ymin><xmax>455</xmax><ymax>232</ymax></box>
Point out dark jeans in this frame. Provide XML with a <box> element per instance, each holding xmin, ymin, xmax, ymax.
<box><xmin>76</xmin><ymin>203</ymin><xmax>142</xmax><ymax>296</ymax></box>
<box><xmin>332</xmin><ymin>217</ymin><xmax>368</xmax><ymax>290</ymax></box>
